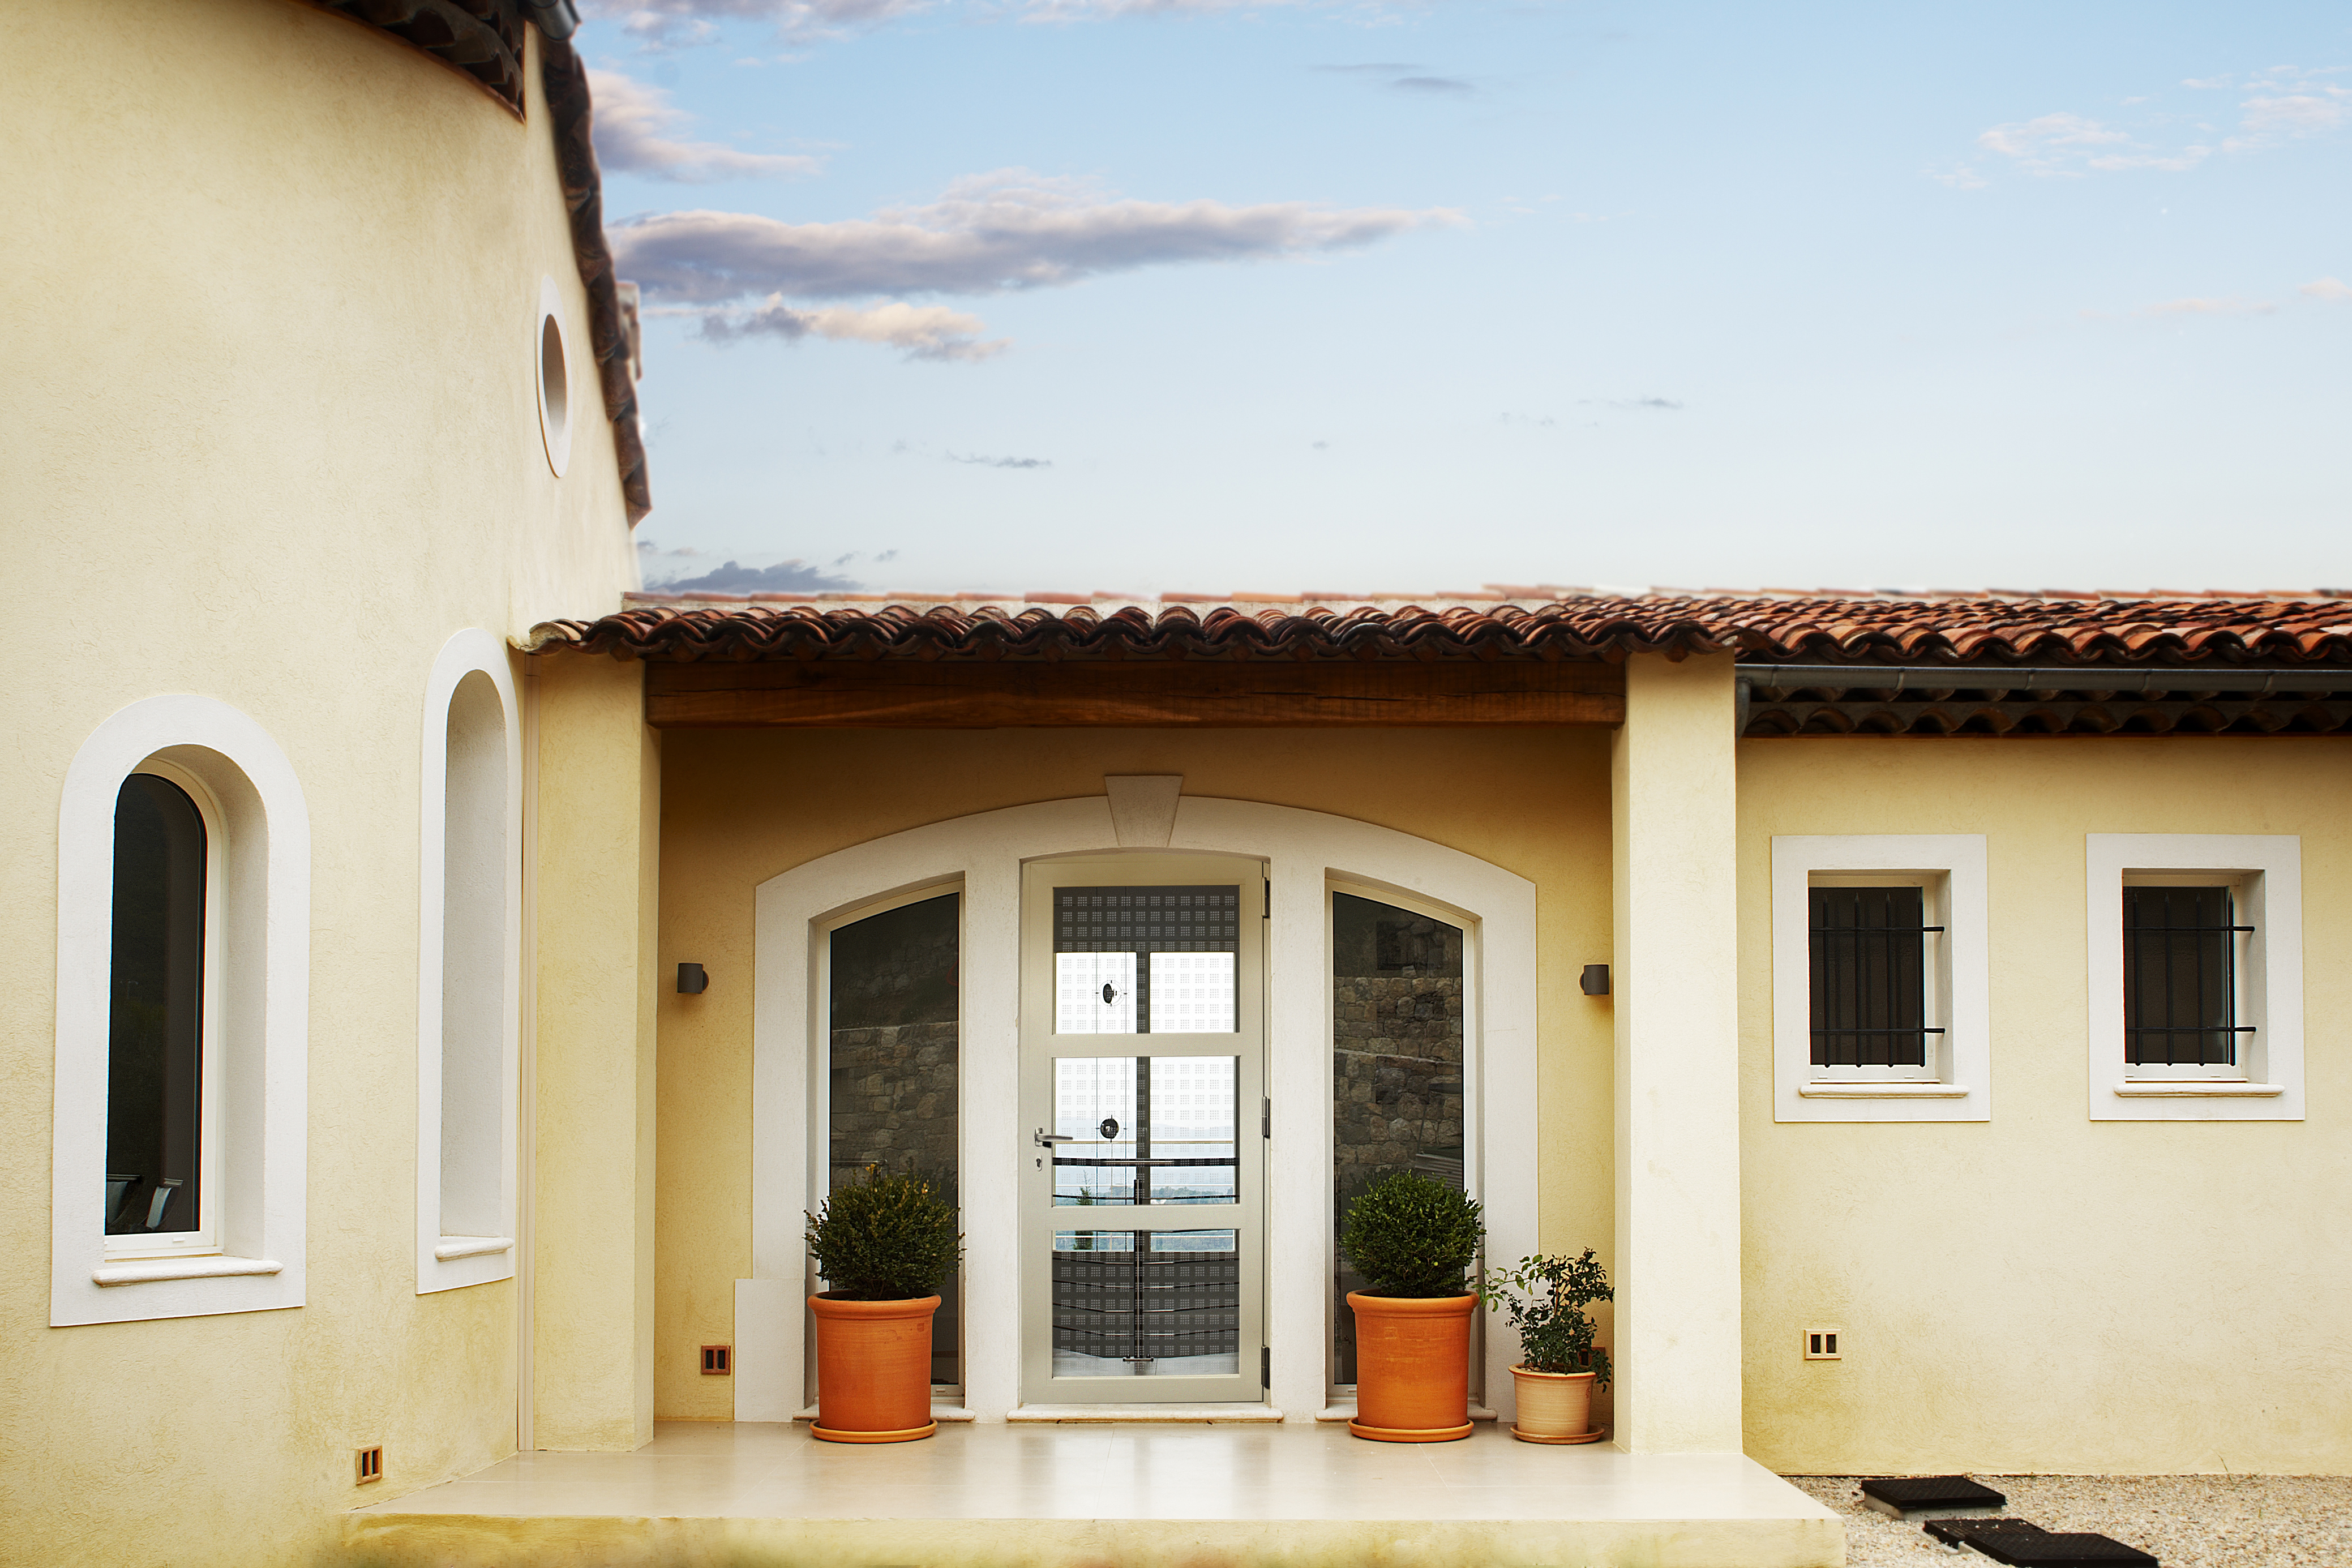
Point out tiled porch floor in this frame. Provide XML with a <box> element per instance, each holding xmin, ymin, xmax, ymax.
<box><xmin>345</xmin><ymin>1419</ymin><xmax>1843</xmax><ymax>1567</ymax></box>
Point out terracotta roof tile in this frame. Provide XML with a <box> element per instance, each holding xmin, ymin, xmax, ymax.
<box><xmin>526</xmin><ymin>590</ymin><xmax>2352</xmax><ymax>667</ymax></box>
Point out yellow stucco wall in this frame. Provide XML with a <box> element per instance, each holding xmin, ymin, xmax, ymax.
<box><xmin>1738</xmin><ymin>736</ymin><xmax>2352</xmax><ymax>1475</ymax></box>
<box><xmin>646</xmin><ymin>727</ymin><xmax>1621</xmax><ymax>1422</ymax></box>
<box><xmin>531</xmin><ymin>657</ymin><xmax>663</xmax><ymax>1450</ymax></box>
<box><xmin>0</xmin><ymin>2</ymin><xmax>638</xmax><ymax>1562</ymax></box>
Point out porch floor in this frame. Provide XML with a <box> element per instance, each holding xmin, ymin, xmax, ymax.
<box><xmin>345</xmin><ymin>1419</ymin><xmax>1843</xmax><ymax>1568</ymax></box>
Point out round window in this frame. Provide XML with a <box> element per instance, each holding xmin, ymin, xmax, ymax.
<box><xmin>535</xmin><ymin>275</ymin><xmax>572</xmax><ymax>477</ymax></box>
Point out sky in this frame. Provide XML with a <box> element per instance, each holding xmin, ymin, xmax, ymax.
<box><xmin>578</xmin><ymin>1</ymin><xmax>2352</xmax><ymax>597</ymax></box>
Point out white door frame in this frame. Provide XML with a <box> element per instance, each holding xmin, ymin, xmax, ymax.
<box><xmin>737</xmin><ymin>791</ymin><xmax>1538</xmax><ymax>1424</ymax></box>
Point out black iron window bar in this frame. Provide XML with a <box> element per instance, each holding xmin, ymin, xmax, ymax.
<box><xmin>2124</xmin><ymin>893</ymin><xmax>2255</xmax><ymax>1066</ymax></box>
<box><xmin>1810</xmin><ymin>887</ymin><xmax>1941</xmax><ymax>1068</ymax></box>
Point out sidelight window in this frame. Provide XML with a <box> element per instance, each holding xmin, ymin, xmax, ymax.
<box><xmin>828</xmin><ymin>890</ymin><xmax>962</xmax><ymax>1387</ymax></box>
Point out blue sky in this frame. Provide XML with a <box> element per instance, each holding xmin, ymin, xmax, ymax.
<box><xmin>581</xmin><ymin>1</ymin><xmax>2351</xmax><ymax>597</ymax></box>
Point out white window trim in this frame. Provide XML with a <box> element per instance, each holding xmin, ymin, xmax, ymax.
<box><xmin>738</xmin><ymin>793</ymin><xmax>1538</xmax><ymax>1428</ymax></box>
<box><xmin>416</xmin><ymin>631</ymin><xmax>524</xmax><ymax>1293</ymax></box>
<box><xmin>53</xmin><ymin>696</ymin><xmax>310</xmax><ymax>1325</ymax></box>
<box><xmin>1772</xmin><ymin>835</ymin><xmax>1989</xmax><ymax>1124</ymax></box>
<box><xmin>2087</xmin><ymin>834</ymin><xmax>2303</xmax><ymax>1122</ymax></box>
<box><xmin>102</xmin><ymin>760</ymin><xmax>227</xmax><ymax>1261</ymax></box>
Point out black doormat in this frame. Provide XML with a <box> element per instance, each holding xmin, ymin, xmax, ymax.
<box><xmin>1926</xmin><ymin>1516</ymin><xmax>2048</xmax><ymax>1548</ymax></box>
<box><xmin>1959</xmin><ymin>1531</ymin><xmax>2159</xmax><ymax>1565</ymax></box>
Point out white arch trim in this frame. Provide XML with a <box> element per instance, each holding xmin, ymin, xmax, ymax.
<box><xmin>416</xmin><ymin>630</ymin><xmax>524</xmax><ymax>1293</ymax></box>
<box><xmin>53</xmin><ymin>696</ymin><xmax>311</xmax><ymax>1325</ymax></box>
<box><xmin>739</xmin><ymin>794</ymin><xmax>1537</xmax><ymax>1424</ymax></box>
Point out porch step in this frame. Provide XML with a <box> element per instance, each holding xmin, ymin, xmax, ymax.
<box><xmin>343</xmin><ymin>1420</ymin><xmax>1842</xmax><ymax>1568</ymax></box>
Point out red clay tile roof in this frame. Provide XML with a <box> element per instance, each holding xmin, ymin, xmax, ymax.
<box><xmin>523</xmin><ymin>589</ymin><xmax>2352</xmax><ymax>667</ymax></box>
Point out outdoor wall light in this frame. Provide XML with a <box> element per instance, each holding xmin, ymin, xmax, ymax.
<box><xmin>677</xmin><ymin>962</ymin><xmax>709</xmax><ymax>995</ymax></box>
<box><xmin>1579</xmin><ymin>964</ymin><xmax>1610</xmax><ymax>996</ymax></box>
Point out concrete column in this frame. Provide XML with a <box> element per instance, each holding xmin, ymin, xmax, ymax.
<box><xmin>529</xmin><ymin>656</ymin><xmax>661</xmax><ymax>1450</ymax></box>
<box><xmin>1611</xmin><ymin>652</ymin><xmax>1743</xmax><ymax>1453</ymax></box>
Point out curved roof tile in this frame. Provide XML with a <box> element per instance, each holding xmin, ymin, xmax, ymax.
<box><xmin>522</xmin><ymin>593</ymin><xmax>2352</xmax><ymax>667</ymax></box>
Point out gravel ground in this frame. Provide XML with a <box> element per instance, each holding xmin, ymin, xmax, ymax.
<box><xmin>1788</xmin><ymin>1475</ymin><xmax>2352</xmax><ymax>1566</ymax></box>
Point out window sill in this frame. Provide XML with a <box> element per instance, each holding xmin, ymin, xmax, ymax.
<box><xmin>2113</xmin><ymin>1081</ymin><xmax>2284</xmax><ymax>1099</ymax></box>
<box><xmin>1800</xmin><ymin>1082</ymin><xmax>1968</xmax><ymax>1099</ymax></box>
<box><xmin>432</xmin><ymin>1236</ymin><xmax>515</xmax><ymax>1261</ymax></box>
<box><xmin>93</xmin><ymin>1255</ymin><xmax>284</xmax><ymax>1287</ymax></box>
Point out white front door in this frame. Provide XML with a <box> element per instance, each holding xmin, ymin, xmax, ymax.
<box><xmin>1018</xmin><ymin>853</ymin><xmax>1267</xmax><ymax>1404</ymax></box>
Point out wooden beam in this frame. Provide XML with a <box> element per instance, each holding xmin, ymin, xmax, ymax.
<box><xmin>644</xmin><ymin>659</ymin><xmax>1626</xmax><ymax>729</ymax></box>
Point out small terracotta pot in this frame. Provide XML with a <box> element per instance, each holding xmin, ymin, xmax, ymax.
<box><xmin>808</xmin><ymin>1293</ymin><xmax>940</xmax><ymax>1442</ymax></box>
<box><xmin>1509</xmin><ymin>1365</ymin><xmax>1603</xmax><ymax>1444</ymax></box>
<box><xmin>1346</xmin><ymin>1291</ymin><xmax>1477</xmax><ymax>1442</ymax></box>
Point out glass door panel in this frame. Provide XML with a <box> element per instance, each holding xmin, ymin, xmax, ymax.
<box><xmin>828</xmin><ymin>892</ymin><xmax>961</xmax><ymax>1389</ymax></box>
<box><xmin>1023</xmin><ymin>856</ymin><xmax>1265</xmax><ymax>1404</ymax></box>
<box><xmin>1331</xmin><ymin>891</ymin><xmax>1465</xmax><ymax>1389</ymax></box>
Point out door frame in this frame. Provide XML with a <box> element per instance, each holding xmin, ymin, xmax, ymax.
<box><xmin>1018</xmin><ymin>850</ymin><xmax>1269</xmax><ymax>1404</ymax></box>
<box><xmin>740</xmin><ymin>791</ymin><xmax>1537</xmax><ymax>1424</ymax></box>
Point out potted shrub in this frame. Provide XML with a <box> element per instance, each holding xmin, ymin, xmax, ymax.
<box><xmin>1481</xmin><ymin>1249</ymin><xmax>1612</xmax><ymax>1443</ymax></box>
<box><xmin>1339</xmin><ymin>1170</ymin><xmax>1486</xmax><ymax>1443</ymax></box>
<box><xmin>804</xmin><ymin>1165</ymin><xmax>962</xmax><ymax>1443</ymax></box>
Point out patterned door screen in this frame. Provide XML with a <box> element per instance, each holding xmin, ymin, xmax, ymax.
<box><xmin>1052</xmin><ymin>1230</ymin><xmax>1240</xmax><ymax>1377</ymax></box>
<box><xmin>1049</xmin><ymin>1053</ymin><xmax>1240</xmax><ymax>1374</ymax></box>
<box><xmin>1053</xmin><ymin>886</ymin><xmax>1240</xmax><ymax>1034</ymax></box>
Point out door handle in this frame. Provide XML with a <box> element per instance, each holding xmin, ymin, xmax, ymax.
<box><xmin>1034</xmin><ymin>1129</ymin><xmax>1076</xmax><ymax>1147</ymax></box>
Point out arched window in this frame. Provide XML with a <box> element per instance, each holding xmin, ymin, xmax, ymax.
<box><xmin>105</xmin><ymin>768</ymin><xmax>220</xmax><ymax>1251</ymax></box>
<box><xmin>54</xmin><ymin>697</ymin><xmax>310</xmax><ymax>1327</ymax></box>
<box><xmin>416</xmin><ymin>632</ymin><xmax>522</xmax><ymax>1292</ymax></box>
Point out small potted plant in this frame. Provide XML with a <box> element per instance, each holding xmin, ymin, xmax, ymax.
<box><xmin>804</xmin><ymin>1165</ymin><xmax>962</xmax><ymax>1443</ymax></box>
<box><xmin>1339</xmin><ymin>1170</ymin><xmax>1486</xmax><ymax>1443</ymax></box>
<box><xmin>1481</xmin><ymin>1248</ymin><xmax>1612</xmax><ymax>1443</ymax></box>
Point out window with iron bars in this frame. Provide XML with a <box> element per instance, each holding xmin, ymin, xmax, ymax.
<box><xmin>1809</xmin><ymin>885</ymin><xmax>1945</xmax><ymax>1071</ymax></box>
<box><xmin>2122</xmin><ymin>885</ymin><xmax>2254</xmax><ymax>1069</ymax></box>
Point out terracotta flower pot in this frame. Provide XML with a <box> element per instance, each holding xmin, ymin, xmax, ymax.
<box><xmin>1509</xmin><ymin>1365</ymin><xmax>1603</xmax><ymax>1444</ymax></box>
<box><xmin>808</xmin><ymin>1293</ymin><xmax>940</xmax><ymax>1443</ymax></box>
<box><xmin>1346</xmin><ymin>1291</ymin><xmax>1478</xmax><ymax>1442</ymax></box>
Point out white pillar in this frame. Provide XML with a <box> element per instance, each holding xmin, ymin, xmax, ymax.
<box><xmin>1611</xmin><ymin>652</ymin><xmax>1743</xmax><ymax>1453</ymax></box>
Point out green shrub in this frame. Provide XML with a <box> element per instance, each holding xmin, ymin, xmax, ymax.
<box><xmin>1481</xmin><ymin>1249</ymin><xmax>1612</xmax><ymax>1383</ymax></box>
<box><xmin>1339</xmin><ymin>1171</ymin><xmax>1485</xmax><ymax>1298</ymax></box>
<box><xmin>804</xmin><ymin>1165</ymin><xmax>962</xmax><ymax>1301</ymax></box>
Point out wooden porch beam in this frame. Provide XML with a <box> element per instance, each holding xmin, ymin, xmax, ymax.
<box><xmin>643</xmin><ymin>659</ymin><xmax>1626</xmax><ymax>728</ymax></box>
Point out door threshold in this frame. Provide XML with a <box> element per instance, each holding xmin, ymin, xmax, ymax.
<box><xmin>1009</xmin><ymin>1403</ymin><xmax>1285</xmax><ymax>1423</ymax></box>
<box><xmin>794</xmin><ymin>1403</ymin><xmax>975</xmax><ymax>1423</ymax></box>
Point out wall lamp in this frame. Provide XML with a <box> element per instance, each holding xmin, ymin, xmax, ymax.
<box><xmin>677</xmin><ymin>962</ymin><xmax>710</xmax><ymax>995</ymax></box>
<box><xmin>1579</xmin><ymin>964</ymin><xmax>1610</xmax><ymax>996</ymax></box>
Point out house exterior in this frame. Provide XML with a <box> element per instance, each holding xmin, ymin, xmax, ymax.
<box><xmin>8</xmin><ymin>5</ymin><xmax>2352</xmax><ymax>1567</ymax></box>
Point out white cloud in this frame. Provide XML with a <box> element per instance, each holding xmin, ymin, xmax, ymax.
<box><xmin>609</xmin><ymin>169</ymin><xmax>1460</xmax><ymax>303</ymax></box>
<box><xmin>694</xmin><ymin>298</ymin><xmax>1009</xmax><ymax>360</ymax></box>
<box><xmin>2221</xmin><ymin>68</ymin><xmax>2351</xmax><ymax>151</ymax></box>
<box><xmin>2300</xmin><ymin>277</ymin><xmax>2352</xmax><ymax>302</ymax></box>
<box><xmin>588</xmin><ymin>69</ymin><xmax>823</xmax><ymax>181</ymax></box>
<box><xmin>1943</xmin><ymin>66</ymin><xmax>2347</xmax><ymax>186</ymax></box>
<box><xmin>588</xmin><ymin>0</ymin><xmax>929</xmax><ymax>46</ymax></box>
<box><xmin>2135</xmin><ymin>297</ymin><xmax>2277</xmax><ymax>318</ymax></box>
<box><xmin>1978</xmin><ymin>111</ymin><xmax>2133</xmax><ymax>161</ymax></box>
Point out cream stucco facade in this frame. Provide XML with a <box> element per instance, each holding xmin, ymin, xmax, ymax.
<box><xmin>11</xmin><ymin>5</ymin><xmax>2352</xmax><ymax>1566</ymax></box>
<box><xmin>3</xmin><ymin>2</ymin><xmax>638</xmax><ymax>1563</ymax></box>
